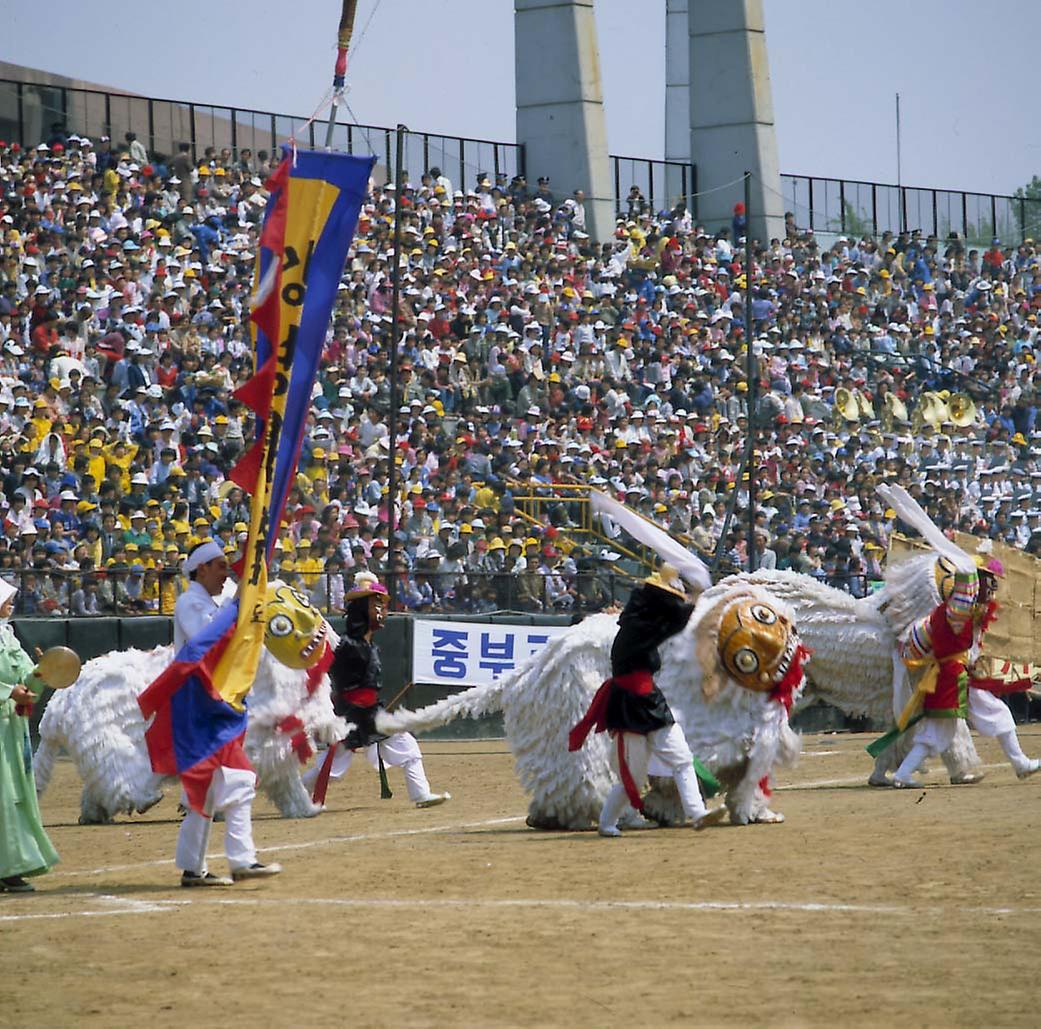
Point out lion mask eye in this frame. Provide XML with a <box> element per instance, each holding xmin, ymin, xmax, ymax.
<box><xmin>751</xmin><ymin>604</ymin><xmax>777</xmax><ymax>625</ymax></box>
<box><xmin>734</xmin><ymin>648</ymin><xmax>760</xmax><ymax>674</ymax></box>
<box><xmin>268</xmin><ymin>613</ymin><xmax>294</xmax><ymax>638</ymax></box>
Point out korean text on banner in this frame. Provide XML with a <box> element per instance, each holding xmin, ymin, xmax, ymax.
<box><xmin>412</xmin><ymin>620</ymin><xmax>571</xmax><ymax>687</ymax></box>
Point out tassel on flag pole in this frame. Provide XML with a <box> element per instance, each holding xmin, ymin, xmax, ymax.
<box><xmin>324</xmin><ymin>0</ymin><xmax>359</xmax><ymax>150</ymax></box>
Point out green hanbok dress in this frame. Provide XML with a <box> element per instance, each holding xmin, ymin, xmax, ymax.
<box><xmin>0</xmin><ymin>627</ymin><xmax>59</xmax><ymax>879</ymax></box>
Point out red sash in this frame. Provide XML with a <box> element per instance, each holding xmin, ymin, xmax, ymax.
<box><xmin>569</xmin><ymin>671</ymin><xmax>655</xmax><ymax>812</ymax></box>
<box><xmin>567</xmin><ymin>670</ymin><xmax>654</xmax><ymax>752</ymax></box>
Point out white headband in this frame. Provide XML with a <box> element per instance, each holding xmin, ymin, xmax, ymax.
<box><xmin>184</xmin><ymin>540</ymin><xmax>225</xmax><ymax>574</ymax></box>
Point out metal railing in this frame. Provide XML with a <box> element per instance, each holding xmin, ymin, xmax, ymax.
<box><xmin>781</xmin><ymin>173</ymin><xmax>1041</xmax><ymax>247</ymax></box>
<box><xmin>0</xmin><ymin>75</ymin><xmax>702</xmax><ymax>216</ymax></box>
<box><xmin>0</xmin><ymin>564</ymin><xmax>877</xmax><ymax>620</ymax></box>
<box><xmin>611</xmin><ymin>155</ymin><xmax>696</xmax><ymax>217</ymax></box>
<box><xmin>3</xmin><ymin>76</ymin><xmax>1033</xmax><ymax>249</ymax></box>
<box><xmin>0</xmin><ymin>78</ymin><xmax>524</xmax><ymax>193</ymax></box>
<box><xmin>0</xmin><ymin>567</ymin><xmax>635</xmax><ymax>618</ymax></box>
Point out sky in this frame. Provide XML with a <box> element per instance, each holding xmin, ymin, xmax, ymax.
<box><xmin>5</xmin><ymin>0</ymin><xmax>1040</xmax><ymax>197</ymax></box>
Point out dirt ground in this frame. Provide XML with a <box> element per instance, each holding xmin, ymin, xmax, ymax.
<box><xmin>5</xmin><ymin>728</ymin><xmax>1041</xmax><ymax>1029</ymax></box>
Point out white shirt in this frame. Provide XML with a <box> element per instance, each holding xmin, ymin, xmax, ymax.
<box><xmin>173</xmin><ymin>580</ymin><xmax>220</xmax><ymax>650</ymax></box>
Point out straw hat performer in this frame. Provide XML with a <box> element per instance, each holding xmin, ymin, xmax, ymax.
<box><xmin>569</xmin><ymin>565</ymin><xmax>727</xmax><ymax>837</ymax></box>
<box><xmin>303</xmin><ymin>572</ymin><xmax>451</xmax><ymax>808</ymax></box>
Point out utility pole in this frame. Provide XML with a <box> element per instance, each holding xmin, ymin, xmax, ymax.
<box><xmin>386</xmin><ymin>124</ymin><xmax>407</xmax><ymax>607</ymax></box>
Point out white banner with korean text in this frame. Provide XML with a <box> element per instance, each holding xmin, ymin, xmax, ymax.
<box><xmin>412</xmin><ymin>619</ymin><xmax>572</xmax><ymax>687</ymax></box>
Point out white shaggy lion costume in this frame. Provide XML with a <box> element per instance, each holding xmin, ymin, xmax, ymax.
<box><xmin>378</xmin><ymin>582</ymin><xmax>808</xmax><ymax>828</ymax></box>
<box><xmin>34</xmin><ymin>647</ymin><xmax>346</xmax><ymax>824</ymax></box>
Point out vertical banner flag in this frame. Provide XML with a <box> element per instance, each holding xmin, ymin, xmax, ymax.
<box><xmin>139</xmin><ymin>147</ymin><xmax>375</xmax><ymax>803</ymax></box>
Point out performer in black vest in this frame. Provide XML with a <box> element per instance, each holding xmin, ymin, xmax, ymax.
<box><xmin>304</xmin><ymin>572</ymin><xmax>451</xmax><ymax>808</ymax></box>
<box><xmin>570</xmin><ymin>565</ymin><xmax>725</xmax><ymax>836</ymax></box>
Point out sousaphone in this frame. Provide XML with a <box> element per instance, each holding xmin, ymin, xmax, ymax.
<box><xmin>881</xmin><ymin>393</ymin><xmax>908</xmax><ymax>432</ymax></box>
<box><xmin>833</xmin><ymin>387</ymin><xmax>861</xmax><ymax>427</ymax></box>
<box><xmin>948</xmin><ymin>393</ymin><xmax>977</xmax><ymax>428</ymax></box>
<box><xmin>910</xmin><ymin>391</ymin><xmax>949</xmax><ymax>434</ymax></box>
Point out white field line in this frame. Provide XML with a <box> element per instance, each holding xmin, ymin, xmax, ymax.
<box><xmin>777</xmin><ymin>761</ymin><xmax>1009</xmax><ymax>791</ymax></box>
<box><xmin>50</xmin><ymin>815</ymin><xmax>525</xmax><ymax>880</ymax></box>
<box><xmin>43</xmin><ymin>761</ymin><xmax>1027</xmax><ymax>881</ymax></box>
<box><xmin>3</xmin><ymin>892</ymin><xmax>1041</xmax><ymax>925</ymax></box>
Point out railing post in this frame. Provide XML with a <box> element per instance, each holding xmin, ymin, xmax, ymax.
<box><xmin>347</xmin><ymin>123</ymin><xmax>353</xmax><ymax>154</ymax></box>
<box><xmin>147</xmin><ymin>98</ymin><xmax>155</xmax><ymax>156</ymax></box>
<box><xmin>458</xmin><ymin>137</ymin><xmax>465</xmax><ymax>192</ymax></box>
<box><xmin>60</xmin><ymin>86</ymin><xmax>68</xmax><ymax>125</ymax></box>
<box><xmin>647</xmin><ymin>159</ymin><xmax>655</xmax><ymax>211</ymax></box>
<box><xmin>1021</xmin><ymin>195</ymin><xmax>1028</xmax><ymax>244</ymax></box>
<box><xmin>613</xmin><ymin>158</ymin><xmax>620</xmax><ymax>216</ymax></box>
<box><xmin>493</xmin><ymin>141</ymin><xmax>500</xmax><ymax>183</ymax></box>
<box><xmin>270</xmin><ymin>113</ymin><xmax>277</xmax><ymax>157</ymax></box>
<box><xmin>931</xmin><ymin>189</ymin><xmax>938</xmax><ymax>237</ymax></box>
<box><xmin>519</xmin><ymin>142</ymin><xmax>526</xmax><ymax>179</ymax></box>
<box><xmin>308</xmin><ymin>119</ymin><xmax>316</xmax><ymax>149</ymax></box>
<box><xmin>230</xmin><ymin>107</ymin><xmax>238</xmax><ymax>157</ymax></box>
<box><xmin>808</xmin><ymin>177</ymin><xmax>815</xmax><ymax>232</ymax></box>
<box><xmin>104</xmin><ymin>91</ymin><xmax>111</xmax><ymax>139</ymax></box>
<box><xmin>991</xmin><ymin>194</ymin><xmax>998</xmax><ymax>241</ymax></box>
<box><xmin>422</xmin><ymin>134</ymin><xmax>429</xmax><ymax>175</ymax></box>
<box><xmin>961</xmin><ymin>191</ymin><xmax>968</xmax><ymax>239</ymax></box>
<box><xmin>871</xmin><ymin>183</ymin><xmax>877</xmax><ymax>236</ymax></box>
<box><xmin>16</xmin><ymin>82</ymin><xmax>24</xmax><ymax>147</ymax></box>
<box><xmin>839</xmin><ymin>179</ymin><xmax>846</xmax><ymax>233</ymax></box>
<box><xmin>188</xmin><ymin>102</ymin><xmax>197</xmax><ymax>156</ymax></box>
<box><xmin>692</xmin><ymin>163</ymin><xmax>698</xmax><ymax>221</ymax></box>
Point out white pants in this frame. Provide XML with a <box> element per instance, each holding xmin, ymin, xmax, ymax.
<box><xmin>967</xmin><ymin>688</ymin><xmax>1016</xmax><ymax>737</ymax></box>
<box><xmin>175</xmin><ymin>766</ymin><xmax>258</xmax><ymax>874</ymax></box>
<box><xmin>908</xmin><ymin>716</ymin><xmax>961</xmax><ymax>758</ymax></box>
<box><xmin>599</xmin><ymin>723</ymin><xmax>708</xmax><ymax>830</ymax></box>
<box><xmin>301</xmin><ymin>732</ymin><xmax>432</xmax><ymax>802</ymax></box>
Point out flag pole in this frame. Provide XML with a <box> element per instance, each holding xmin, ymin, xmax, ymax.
<box><xmin>324</xmin><ymin>0</ymin><xmax>358</xmax><ymax>150</ymax></box>
<box><xmin>744</xmin><ymin>170</ymin><xmax>757</xmax><ymax>572</ymax></box>
<box><xmin>386</xmin><ymin>123</ymin><xmax>408</xmax><ymax>608</ymax></box>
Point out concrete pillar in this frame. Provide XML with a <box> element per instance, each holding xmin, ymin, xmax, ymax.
<box><xmin>664</xmin><ymin>0</ymin><xmax>690</xmax><ymax>212</ymax></box>
<box><xmin>515</xmin><ymin>0</ymin><xmax>615</xmax><ymax>242</ymax></box>
<box><xmin>688</xmin><ymin>0</ymin><xmax>784</xmax><ymax>242</ymax></box>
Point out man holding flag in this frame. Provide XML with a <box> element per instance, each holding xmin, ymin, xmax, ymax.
<box><xmin>137</xmin><ymin>142</ymin><xmax>375</xmax><ymax>886</ymax></box>
<box><xmin>172</xmin><ymin>540</ymin><xmax>281</xmax><ymax>887</ymax></box>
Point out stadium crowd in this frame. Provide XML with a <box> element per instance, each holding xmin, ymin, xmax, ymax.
<box><xmin>1</xmin><ymin>124</ymin><xmax>1040</xmax><ymax>618</ymax></box>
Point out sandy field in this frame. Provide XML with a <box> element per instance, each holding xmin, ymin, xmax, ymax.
<box><xmin>4</xmin><ymin>728</ymin><xmax>1041</xmax><ymax>1029</ymax></box>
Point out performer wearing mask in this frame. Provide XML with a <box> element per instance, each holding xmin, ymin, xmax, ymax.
<box><xmin>304</xmin><ymin>571</ymin><xmax>451</xmax><ymax>808</ymax></box>
<box><xmin>172</xmin><ymin>540</ymin><xmax>282</xmax><ymax>886</ymax></box>
<box><xmin>0</xmin><ymin>580</ymin><xmax>59</xmax><ymax>892</ymax></box>
<box><xmin>893</xmin><ymin>555</ymin><xmax>1040</xmax><ymax>787</ymax></box>
<box><xmin>569</xmin><ymin>565</ymin><xmax>725</xmax><ymax>837</ymax></box>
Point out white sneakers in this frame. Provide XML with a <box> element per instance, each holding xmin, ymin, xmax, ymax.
<box><xmin>231</xmin><ymin>862</ymin><xmax>283</xmax><ymax>881</ymax></box>
<box><xmin>416</xmin><ymin>792</ymin><xmax>451</xmax><ymax>809</ymax></box>
<box><xmin>891</xmin><ymin>778</ymin><xmax>920</xmax><ymax>790</ymax></box>
<box><xmin>693</xmin><ymin>806</ymin><xmax>728</xmax><ymax>830</ymax></box>
<box><xmin>181</xmin><ymin>871</ymin><xmax>233</xmax><ymax>887</ymax></box>
<box><xmin>600</xmin><ymin>805</ymin><xmax>727</xmax><ymax>837</ymax></box>
<box><xmin>1015</xmin><ymin>758</ymin><xmax>1041</xmax><ymax>780</ymax></box>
